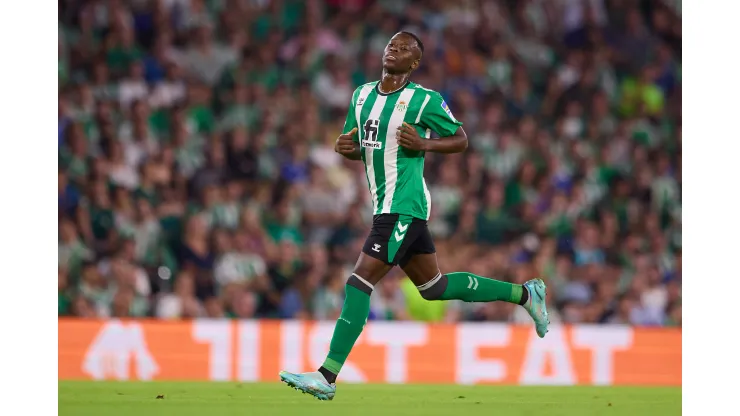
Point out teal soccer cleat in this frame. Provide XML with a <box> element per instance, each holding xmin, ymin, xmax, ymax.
<box><xmin>522</xmin><ymin>278</ymin><xmax>550</xmax><ymax>338</ymax></box>
<box><xmin>279</xmin><ymin>370</ymin><xmax>336</xmax><ymax>401</ymax></box>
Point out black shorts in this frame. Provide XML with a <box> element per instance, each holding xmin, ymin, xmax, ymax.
<box><xmin>362</xmin><ymin>214</ymin><xmax>436</xmax><ymax>267</ymax></box>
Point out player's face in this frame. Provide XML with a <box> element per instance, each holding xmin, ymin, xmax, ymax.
<box><xmin>383</xmin><ymin>33</ymin><xmax>420</xmax><ymax>74</ymax></box>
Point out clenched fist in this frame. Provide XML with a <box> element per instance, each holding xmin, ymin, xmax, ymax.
<box><xmin>335</xmin><ymin>127</ymin><xmax>358</xmax><ymax>155</ymax></box>
<box><xmin>397</xmin><ymin>122</ymin><xmax>426</xmax><ymax>151</ymax></box>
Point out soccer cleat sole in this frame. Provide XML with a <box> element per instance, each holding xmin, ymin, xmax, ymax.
<box><xmin>279</xmin><ymin>373</ymin><xmax>334</xmax><ymax>401</ymax></box>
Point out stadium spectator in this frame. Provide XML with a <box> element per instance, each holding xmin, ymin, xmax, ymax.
<box><xmin>58</xmin><ymin>0</ymin><xmax>681</xmax><ymax>327</ymax></box>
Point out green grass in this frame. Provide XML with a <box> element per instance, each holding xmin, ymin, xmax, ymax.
<box><xmin>59</xmin><ymin>381</ymin><xmax>681</xmax><ymax>416</ymax></box>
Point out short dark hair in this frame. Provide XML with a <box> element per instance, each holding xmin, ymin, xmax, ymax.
<box><xmin>399</xmin><ymin>31</ymin><xmax>424</xmax><ymax>54</ymax></box>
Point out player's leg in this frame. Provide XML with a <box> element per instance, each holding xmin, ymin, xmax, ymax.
<box><xmin>316</xmin><ymin>252</ymin><xmax>392</xmax><ymax>384</ymax></box>
<box><xmin>280</xmin><ymin>253</ymin><xmax>391</xmax><ymax>400</ymax></box>
<box><xmin>399</xmin><ymin>228</ymin><xmax>549</xmax><ymax>338</ymax></box>
<box><xmin>401</xmin><ymin>253</ymin><xmax>527</xmax><ymax>303</ymax></box>
<box><xmin>317</xmin><ymin>214</ymin><xmax>420</xmax><ymax>382</ymax></box>
<box><xmin>280</xmin><ymin>214</ymin><xmax>405</xmax><ymax>399</ymax></box>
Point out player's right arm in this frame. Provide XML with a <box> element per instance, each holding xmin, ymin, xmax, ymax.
<box><xmin>334</xmin><ymin>88</ymin><xmax>363</xmax><ymax>161</ymax></box>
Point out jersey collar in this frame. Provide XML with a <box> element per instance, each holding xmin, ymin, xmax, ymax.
<box><xmin>375</xmin><ymin>80</ymin><xmax>410</xmax><ymax>96</ymax></box>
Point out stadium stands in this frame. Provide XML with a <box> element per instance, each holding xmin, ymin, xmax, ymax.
<box><xmin>58</xmin><ymin>0</ymin><xmax>681</xmax><ymax>327</ymax></box>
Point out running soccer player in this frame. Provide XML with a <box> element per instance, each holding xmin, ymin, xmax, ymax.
<box><xmin>279</xmin><ymin>32</ymin><xmax>549</xmax><ymax>400</ymax></box>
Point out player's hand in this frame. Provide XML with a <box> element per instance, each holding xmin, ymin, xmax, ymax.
<box><xmin>335</xmin><ymin>128</ymin><xmax>358</xmax><ymax>155</ymax></box>
<box><xmin>397</xmin><ymin>122</ymin><xmax>426</xmax><ymax>151</ymax></box>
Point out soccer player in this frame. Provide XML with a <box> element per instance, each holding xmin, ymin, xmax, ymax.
<box><xmin>279</xmin><ymin>32</ymin><xmax>549</xmax><ymax>400</ymax></box>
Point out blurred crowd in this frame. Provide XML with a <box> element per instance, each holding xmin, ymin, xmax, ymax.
<box><xmin>58</xmin><ymin>0</ymin><xmax>681</xmax><ymax>327</ymax></box>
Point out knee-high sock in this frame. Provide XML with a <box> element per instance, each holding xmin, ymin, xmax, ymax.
<box><xmin>320</xmin><ymin>274</ymin><xmax>373</xmax><ymax>377</ymax></box>
<box><xmin>418</xmin><ymin>272</ymin><xmax>524</xmax><ymax>304</ymax></box>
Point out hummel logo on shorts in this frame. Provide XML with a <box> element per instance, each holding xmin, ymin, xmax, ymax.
<box><xmin>394</xmin><ymin>222</ymin><xmax>409</xmax><ymax>242</ymax></box>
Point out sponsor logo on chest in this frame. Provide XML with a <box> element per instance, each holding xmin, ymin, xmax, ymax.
<box><xmin>361</xmin><ymin>140</ymin><xmax>382</xmax><ymax>149</ymax></box>
<box><xmin>361</xmin><ymin>118</ymin><xmax>383</xmax><ymax>149</ymax></box>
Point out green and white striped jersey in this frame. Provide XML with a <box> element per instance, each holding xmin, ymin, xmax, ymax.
<box><xmin>344</xmin><ymin>81</ymin><xmax>462</xmax><ymax>220</ymax></box>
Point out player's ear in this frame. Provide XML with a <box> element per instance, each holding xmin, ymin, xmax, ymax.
<box><xmin>410</xmin><ymin>59</ymin><xmax>420</xmax><ymax>71</ymax></box>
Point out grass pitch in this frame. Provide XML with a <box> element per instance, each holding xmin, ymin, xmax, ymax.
<box><xmin>59</xmin><ymin>381</ymin><xmax>680</xmax><ymax>416</ymax></box>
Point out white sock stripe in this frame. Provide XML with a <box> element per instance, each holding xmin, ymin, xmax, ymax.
<box><xmin>352</xmin><ymin>273</ymin><xmax>374</xmax><ymax>289</ymax></box>
<box><xmin>417</xmin><ymin>272</ymin><xmax>443</xmax><ymax>291</ymax></box>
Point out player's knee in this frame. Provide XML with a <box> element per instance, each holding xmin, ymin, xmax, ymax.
<box><xmin>419</xmin><ymin>289</ymin><xmax>440</xmax><ymax>301</ymax></box>
<box><xmin>347</xmin><ymin>273</ymin><xmax>374</xmax><ymax>295</ymax></box>
<box><xmin>353</xmin><ymin>253</ymin><xmax>393</xmax><ymax>287</ymax></box>
<box><xmin>418</xmin><ymin>273</ymin><xmax>448</xmax><ymax>300</ymax></box>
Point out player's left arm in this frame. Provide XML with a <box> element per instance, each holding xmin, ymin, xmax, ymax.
<box><xmin>403</xmin><ymin>125</ymin><xmax>468</xmax><ymax>153</ymax></box>
<box><xmin>398</xmin><ymin>93</ymin><xmax>468</xmax><ymax>154</ymax></box>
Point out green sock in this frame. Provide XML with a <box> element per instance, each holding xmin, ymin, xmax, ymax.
<box><xmin>439</xmin><ymin>272</ymin><xmax>523</xmax><ymax>303</ymax></box>
<box><xmin>321</xmin><ymin>282</ymin><xmax>371</xmax><ymax>376</ymax></box>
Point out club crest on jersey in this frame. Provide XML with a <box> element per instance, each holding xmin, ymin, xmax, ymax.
<box><xmin>395</xmin><ymin>100</ymin><xmax>408</xmax><ymax>112</ymax></box>
<box><xmin>441</xmin><ymin>100</ymin><xmax>457</xmax><ymax>122</ymax></box>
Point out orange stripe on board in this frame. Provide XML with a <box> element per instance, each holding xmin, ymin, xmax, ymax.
<box><xmin>58</xmin><ymin>319</ymin><xmax>681</xmax><ymax>386</ymax></box>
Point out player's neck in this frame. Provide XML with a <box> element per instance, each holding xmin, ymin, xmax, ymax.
<box><xmin>378</xmin><ymin>70</ymin><xmax>410</xmax><ymax>94</ymax></box>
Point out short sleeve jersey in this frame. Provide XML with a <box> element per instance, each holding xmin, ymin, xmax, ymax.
<box><xmin>342</xmin><ymin>81</ymin><xmax>462</xmax><ymax>220</ymax></box>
